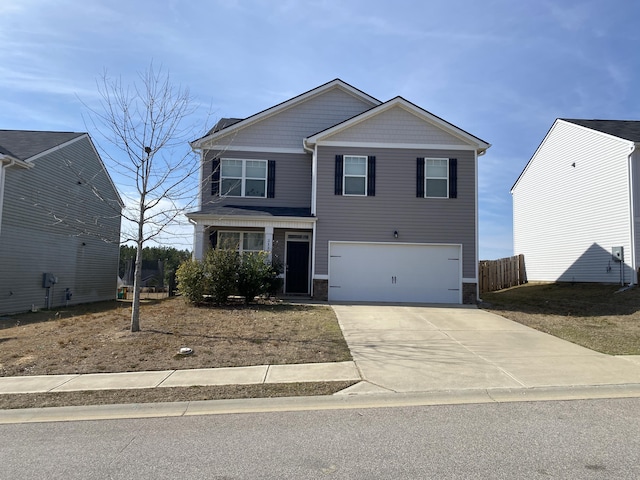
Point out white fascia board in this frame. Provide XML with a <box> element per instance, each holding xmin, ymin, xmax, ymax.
<box><xmin>315</xmin><ymin>140</ymin><xmax>479</xmax><ymax>151</ymax></box>
<box><xmin>204</xmin><ymin>145</ymin><xmax>306</xmax><ymax>154</ymax></box>
<box><xmin>26</xmin><ymin>134</ymin><xmax>85</xmax><ymax>163</ymax></box>
<box><xmin>305</xmin><ymin>97</ymin><xmax>491</xmax><ymax>152</ymax></box>
<box><xmin>185</xmin><ymin>214</ymin><xmax>316</xmax><ymax>229</ymax></box>
<box><xmin>191</xmin><ymin>80</ymin><xmax>381</xmax><ymax>150</ymax></box>
<box><xmin>0</xmin><ymin>154</ymin><xmax>32</xmax><ymax>169</ymax></box>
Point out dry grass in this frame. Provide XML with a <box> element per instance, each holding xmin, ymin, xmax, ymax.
<box><xmin>480</xmin><ymin>283</ymin><xmax>640</xmax><ymax>355</ymax></box>
<box><xmin>0</xmin><ymin>297</ymin><xmax>351</xmax><ymax>377</ymax></box>
<box><xmin>0</xmin><ymin>382</ymin><xmax>357</xmax><ymax>410</ymax></box>
<box><xmin>0</xmin><ymin>297</ymin><xmax>354</xmax><ymax>408</ymax></box>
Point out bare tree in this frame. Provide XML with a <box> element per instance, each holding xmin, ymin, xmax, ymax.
<box><xmin>85</xmin><ymin>64</ymin><xmax>201</xmax><ymax>332</ymax></box>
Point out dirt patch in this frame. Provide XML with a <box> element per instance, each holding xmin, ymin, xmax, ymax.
<box><xmin>480</xmin><ymin>283</ymin><xmax>640</xmax><ymax>355</ymax></box>
<box><xmin>0</xmin><ymin>297</ymin><xmax>352</xmax><ymax>377</ymax></box>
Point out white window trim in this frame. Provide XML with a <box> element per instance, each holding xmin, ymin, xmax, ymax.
<box><xmin>217</xmin><ymin>231</ymin><xmax>265</xmax><ymax>254</ymax></box>
<box><xmin>220</xmin><ymin>158</ymin><xmax>267</xmax><ymax>198</ymax></box>
<box><xmin>425</xmin><ymin>157</ymin><xmax>449</xmax><ymax>199</ymax></box>
<box><xmin>343</xmin><ymin>155</ymin><xmax>367</xmax><ymax>196</ymax></box>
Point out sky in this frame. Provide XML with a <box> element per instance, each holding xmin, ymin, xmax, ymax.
<box><xmin>2</xmin><ymin>0</ymin><xmax>639</xmax><ymax>259</ymax></box>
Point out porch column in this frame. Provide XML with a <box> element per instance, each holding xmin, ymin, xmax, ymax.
<box><xmin>264</xmin><ymin>226</ymin><xmax>274</xmax><ymax>261</ymax></box>
<box><xmin>193</xmin><ymin>223</ymin><xmax>205</xmax><ymax>261</ymax></box>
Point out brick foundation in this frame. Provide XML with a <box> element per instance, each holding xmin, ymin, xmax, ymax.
<box><xmin>462</xmin><ymin>283</ymin><xmax>477</xmax><ymax>304</ymax></box>
<box><xmin>313</xmin><ymin>279</ymin><xmax>328</xmax><ymax>301</ymax></box>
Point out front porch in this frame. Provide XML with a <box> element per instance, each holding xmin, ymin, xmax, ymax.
<box><xmin>187</xmin><ymin>205</ymin><xmax>316</xmax><ymax>296</ymax></box>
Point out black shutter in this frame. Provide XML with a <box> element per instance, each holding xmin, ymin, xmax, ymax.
<box><xmin>416</xmin><ymin>158</ymin><xmax>425</xmax><ymax>197</ymax></box>
<box><xmin>211</xmin><ymin>157</ymin><xmax>220</xmax><ymax>196</ymax></box>
<box><xmin>449</xmin><ymin>158</ymin><xmax>457</xmax><ymax>199</ymax></box>
<box><xmin>209</xmin><ymin>230</ymin><xmax>218</xmax><ymax>249</ymax></box>
<box><xmin>267</xmin><ymin>160</ymin><xmax>276</xmax><ymax>198</ymax></box>
<box><xmin>335</xmin><ymin>155</ymin><xmax>343</xmax><ymax>195</ymax></box>
<box><xmin>367</xmin><ymin>156</ymin><xmax>376</xmax><ymax>196</ymax></box>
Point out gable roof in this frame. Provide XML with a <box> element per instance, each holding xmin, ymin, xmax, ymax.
<box><xmin>304</xmin><ymin>96</ymin><xmax>491</xmax><ymax>153</ymax></box>
<box><xmin>561</xmin><ymin>119</ymin><xmax>640</xmax><ymax>143</ymax></box>
<box><xmin>0</xmin><ymin>130</ymin><xmax>85</xmax><ymax>161</ymax></box>
<box><xmin>191</xmin><ymin>79</ymin><xmax>381</xmax><ymax>148</ymax></box>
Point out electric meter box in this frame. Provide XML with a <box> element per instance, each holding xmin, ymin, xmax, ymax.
<box><xmin>612</xmin><ymin>246</ymin><xmax>624</xmax><ymax>262</ymax></box>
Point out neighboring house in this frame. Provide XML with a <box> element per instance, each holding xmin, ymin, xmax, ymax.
<box><xmin>187</xmin><ymin>80</ymin><xmax>490</xmax><ymax>304</ymax></box>
<box><xmin>0</xmin><ymin>130</ymin><xmax>122</xmax><ymax>314</ymax></box>
<box><xmin>512</xmin><ymin>119</ymin><xmax>640</xmax><ymax>285</ymax></box>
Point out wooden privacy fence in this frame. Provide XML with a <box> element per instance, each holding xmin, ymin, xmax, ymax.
<box><xmin>479</xmin><ymin>254</ymin><xmax>527</xmax><ymax>293</ymax></box>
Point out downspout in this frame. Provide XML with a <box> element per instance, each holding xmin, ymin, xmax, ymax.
<box><xmin>627</xmin><ymin>143</ymin><xmax>637</xmax><ymax>285</ymax></box>
<box><xmin>303</xmin><ymin>139</ymin><xmax>317</xmax><ymax>297</ymax></box>
<box><xmin>475</xmin><ymin>148</ymin><xmax>486</xmax><ymax>302</ymax></box>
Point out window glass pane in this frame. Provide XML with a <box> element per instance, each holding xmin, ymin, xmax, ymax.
<box><xmin>221</xmin><ymin>178</ymin><xmax>242</xmax><ymax>196</ymax></box>
<box><xmin>219</xmin><ymin>232</ymin><xmax>241</xmax><ymax>249</ymax></box>
<box><xmin>426</xmin><ymin>179</ymin><xmax>448</xmax><ymax>197</ymax></box>
<box><xmin>243</xmin><ymin>233</ymin><xmax>264</xmax><ymax>251</ymax></box>
<box><xmin>344</xmin><ymin>176</ymin><xmax>366</xmax><ymax>195</ymax></box>
<box><xmin>344</xmin><ymin>157</ymin><xmax>366</xmax><ymax>175</ymax></box>
<box><xmin>426</xmin><ymin>159</ymin><xmax>447</xmax><ymax>178</ymax></box>
<box><xmin>246</xmin><ymin>160</ymin><xmax>266</xmax><ymax>178</ymax></box>
<box><xmin>221</xmin><ymin>159</ymin><xmax>242</xmax><ymax>177</ymax></box>
<box><xmin>245</xmin><ymin>179</ymin><xmax>266</xmax><ymax>197</ymax></box>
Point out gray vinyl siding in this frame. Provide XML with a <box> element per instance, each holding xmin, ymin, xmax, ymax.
<box><xmin>315</xmin><ymin>146</ymin><xmax>476</xmax><ymax>278</ymax></box>
<box><xmin>200</xmin><ymin>150</ymin><xmax>312</xmax><ymax>210</ymax></box>
<box><xmin>512</xmin><ymin>120</ymin><xmax>633</xmax><ymax>283</ymax></box>
<box><xmin>0</xmin><ymin>136</ymin><xmax>121</xmax><ymax>314</ymax></box>
<box><xmin>206</xmin><ymin>88</ymin><xmax>376</xmax><ymax>150</ymax></box>
<box><xmin>324</xmin><ymin>105</ymin><xmax>469</xmax><ymax>145</ymax></box>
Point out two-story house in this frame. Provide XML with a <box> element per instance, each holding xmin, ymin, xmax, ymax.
<box><xmin>187</xmin><ymin>80</ymin><xmax>490</xmax><ymax>304</ymax></box>
<box><xmin>0</xmin><ymin>130</ymin><xmax>122</xmax><ymax>314</ymax></box>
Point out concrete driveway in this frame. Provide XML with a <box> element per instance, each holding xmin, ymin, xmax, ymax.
<box><xmin>332</xmin><ymin>304</ymin><xmax>640</xmax><ymax>394</ymax></box>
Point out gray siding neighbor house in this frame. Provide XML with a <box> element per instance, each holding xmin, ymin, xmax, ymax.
<box><xmin>0</xmin><ymin>130</ymin><xmax>123</xmax><ymax>314</ymax></box>
<box><xmin>187</xmin><ymin>80</ymin><xmax>490</xmax><ymax>304</ymax></box>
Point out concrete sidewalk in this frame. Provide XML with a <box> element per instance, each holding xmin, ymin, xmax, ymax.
<box><xmin>0</xmin><ymin>362</ymin><xmax>361</xmax><ymax>395</ymax></box>
<box><xmin>2</xmin><ymin>304</ymin><xmax>640</xmax><ymax>424</ymax></box>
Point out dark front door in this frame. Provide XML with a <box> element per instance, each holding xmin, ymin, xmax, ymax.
<box><xmin>286</xmin><ymin>241</ymin><xmax>310</xmax><ymax>294</ymax></box>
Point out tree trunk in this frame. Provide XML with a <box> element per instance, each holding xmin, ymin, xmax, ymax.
<box><xmin>130</xmin><ymin>240</ymin><xmax>143</xmax><ymax>332</ymax></box>
<box><xmin>130</xmin><ymin>199</ymin><xmax>146</xmax><ymax>332</ymax></box>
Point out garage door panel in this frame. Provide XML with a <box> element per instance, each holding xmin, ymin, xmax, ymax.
<box><xmin>329</xmin><ymin>243</ymin><xmax>461</xmax><ymax>304</ymax></box>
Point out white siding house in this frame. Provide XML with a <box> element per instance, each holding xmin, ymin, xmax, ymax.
<box><xmin>512</xmin><ymin>119</ymin><xmax>640</xmax><ymax>285</ymax></box>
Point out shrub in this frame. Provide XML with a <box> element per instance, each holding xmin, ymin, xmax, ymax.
<box><xmin>237</xmin><ymin>251</ymin><xmax>274</xmax><ymax>304</ymax></box>
<box><xmin>205</xmin><ymin>247</ymin><xmax>240</xmax><ymax>305</ymax></box>
<box><xmin>175</xmin><ymin>259</ymin><xmax>206</xmax><ymax>304</ymax></box>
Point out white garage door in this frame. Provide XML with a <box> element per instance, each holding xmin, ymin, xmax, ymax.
<box><xmin>328</xmin><ymin>242</ymin><xmax>461</xmax><ymax>304</ymax></box>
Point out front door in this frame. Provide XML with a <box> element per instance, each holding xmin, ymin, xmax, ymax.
<box><xmin>285</xmin><ymin>239</ymin><xmax>310</xmax><ymax>294</ymax></box>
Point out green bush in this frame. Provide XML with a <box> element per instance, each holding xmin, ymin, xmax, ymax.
<box><xmin>175</xmin><ymin>259</ymin><xmax>206</xmax><ymax>304</ymax></box>
<box><xmin>238</xmin><ymin>251</ymin><xmax>274</xmax><ymax>305</ymax></box>
<box><xmin>205</xmin><ymin>247</ymin><xmax>240</xmax><ymax>305</ymax></box>
<box><xmin>176</xmin><ymin>247</ymin><xmax>281</xmax><ymax>306</ymax></box>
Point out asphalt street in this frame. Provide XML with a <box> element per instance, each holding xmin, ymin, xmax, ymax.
<box><xmin>1</xmin><ymin>398</ymin><xmax>639</xmax><ymax>479</ymax></box>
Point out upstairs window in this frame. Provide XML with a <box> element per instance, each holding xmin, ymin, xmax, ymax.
<box><xmin>416</xmin><ymin>157</ymin><xmax>457</xmax><ymax>199</ymax></box>
<box><xmin>220</xmin><ymin>159</ymin><xmax>267</xmax><ymax>197</ymax></box>
<box><xmin>425</xmin><ymin>158</ymin><xmax>448</xmax><ymax>198</ymax></box>
<box><xmin>343</xmin><ymin>156</ymin><xmax>367</xmax><ymax>195</ymax></box>
<box><xmin>334</xmin><ymin>155</ymin><xmax>376</xmax><ymax>196</ymax></box>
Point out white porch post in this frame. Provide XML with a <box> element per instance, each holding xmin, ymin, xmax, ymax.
<box><xmin>264</xmin><ymin>226</ymin><xmax>274</xmax><ymax>261</ymax></box>
<box><xmin>193</xmin><ymin>223</ymin><xmax>205</xmax><ymax>261</ymax></box>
